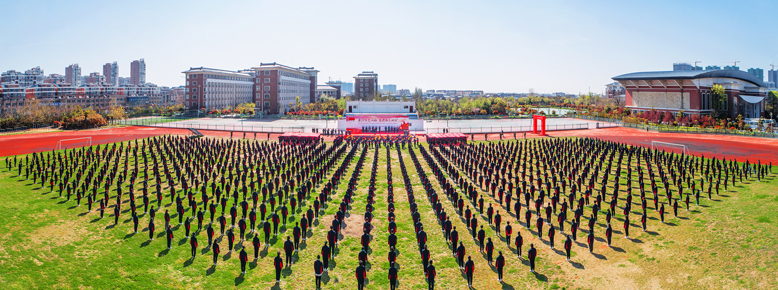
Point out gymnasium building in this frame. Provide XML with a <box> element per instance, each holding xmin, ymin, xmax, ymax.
<box><xmin>612</xmin><ymin>70</ymin><xmax>767</xmax><ymax>118</ymax></box>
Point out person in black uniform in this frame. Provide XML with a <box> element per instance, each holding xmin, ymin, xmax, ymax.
<box><xmin>190</xmin><ymin>233</ymin><xmax>198</xmax><ymax>259</ymax></box>
<box><xmin>564</xmin><ymin>235</ymin><xmax>572</xmax><ymax>261</ymax></box>
<box><xmin>273</xmin><ymin>252</ymin><xmax>283</xmax><ymax>283</ymax></box>
<box><xmin>321</xmin><ymin>242</ymin><xmax>331</xmax><ymax>272</ymax></box>
<box><xmin>226</xmin><ymin>228</ymin><xmax>235</xmax><ymax>252</ymax></box>
<box><xmin>239</xmin><ymin>247</ymin><xmax>248</xmax><ymax>274</ymax></box>
<box><xmin>464</xmin><ymin>256</ymin><xmax>475</xmax><ymax>287</ymax></box>
<box><xmin>548</xmin><ymin>225</ymin><xmax>555</xmax><ymax>249</ymax></box>
<box><xmin>284</xmin><ymin>236</ymin><xmax>294</xmax><ymax>266</ymax></box>
<box><xmin>457</xmin><ymin>242</ymin><xmax>466</xmax><ymax>269</ymax></box>
<box><xmin>166</xmin><ymin>226</ymin><xmax>174</xmax><ymax>250</ymax></box>
<box><xmin>263</xmin><ymin>220</ymin><xmax>272</xmax><ymax>246</ymax></box>
<box><xmin>212</xmin><ymin>242</ymin><xmax>221</xmax><ymax>266</ymax></box>
<box><xmin>388</xmin><ymin>261</ymin><xmax>398</xmax><ymax>290</ymax></box>
<box><xmin>587</xmin><ymin>230</ymin><xmax>594</xmax><ymax>253</ymax></box>
<box><xmin>356</xmin><ymin>261</ymin><xmax>367</xmax><ymax>290</ymax></box>
<box><xmin>426</xmin><ymin>259</ymin><xmax>436</xmax><ymax>290</ymax></box>
<box><xmin>148</xmin><ymin>218</ymin><xmax>156</xmax><ymax>241</ymax></box>
<box><xmin>496</xmin><ymin>251</ymin><xmax>505</xmax><ymax>282</ymax></box>
<box><xmin>314</xmin><ymin>255</ymin><xmax>323</xmax><ymax>289</ymax></box>
<box><xmin>605</xmin><ymin>223</ymin><xmax>613</xmax><ymax>247</ymax></box>
<box><xmin>515</xmin><ymin>232</ymin><xmax>523</xmax><ymax>258</ymax></box>
<box><xmin>528</xmin><ymin>244</ymin><xmax>537</xmax><ymax>272</ymax></box>
<box><xmin>252</xmin><ymin>234</ymin><xmax>261</xmax><ymax>261</ymax></box>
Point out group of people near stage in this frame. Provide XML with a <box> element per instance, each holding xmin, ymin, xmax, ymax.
<box><xmin>6</xmin><ymin>132</ymin><xmax>772</xmax><ymax>288</ymax></box>
<box><xmin>319</xmin><ymin>128</ymin><xmax>346</xmax><ymax>136</ymax></box>
<box><xmin>343</xmin><ymin>134</ymin><xmax>420</xmax><ymax>148</ymax></box>
<box><xmin>362</xmin><ymin>126</ymin><xmax>402</xmax><ymax>134</ymax></box>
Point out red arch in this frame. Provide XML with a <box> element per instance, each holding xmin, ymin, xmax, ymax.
<box><xmin>532</xmin><ymin>115</ymin><xmax>546</xmax><ymax>135</ymax></box>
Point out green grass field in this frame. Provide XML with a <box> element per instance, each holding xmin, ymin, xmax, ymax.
<box><xmin>0</xmin><ymin>137</ymin><xmax>777</xmax><ymax>289</ymax></box>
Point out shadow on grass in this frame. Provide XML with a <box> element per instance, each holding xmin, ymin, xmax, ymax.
<box><xmin>592</xmin><ymin>252</ymin><xmax>607</xmax><ymax>260</ymax></box>
<box><xmin>206</xmin><ymin>265</ymin><xmax>216</xmax><ymax>276</ymax></box>
<box><xmin>158</xmin><ymin>248</ymin><xmax>169</xmax><ymax>257</ymax></box>
<box><xmin>571</xmin><ymin>261</ymin><xmax>585</xmax><ymax>269</ymax></box>
<box><xmin>532</xmin><ymin>271</ymin><xmax>548</xmax><ymax>281</ymax></box>
<box><xmin>234</xmin><ymin>274</ymin><xmax>245</xmax><ymax>286</ymax></box>
<box><xmin>184</xmin><ymin>258</ymin><xmax>194</xmax><ymax>267</ymax></box>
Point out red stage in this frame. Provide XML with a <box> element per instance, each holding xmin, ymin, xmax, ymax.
<box><xmin>427</xmin><ymin>133</ymin><xmax>468</xmax><ymax>144</ymax></box>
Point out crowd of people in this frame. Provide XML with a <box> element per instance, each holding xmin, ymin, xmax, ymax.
<box><xmin>5</xmin><ymin>132</ymin><xmax>772</xmax><ymax>288</ymax></box>
<box><xmin>361</xmin><ymin>126</ymin><xmax>403</xmax><ymax>134</ymax></box>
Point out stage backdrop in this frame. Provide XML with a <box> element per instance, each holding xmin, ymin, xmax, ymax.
<box><xmin>337</xmin><ymin>114</ymin><xmax>424</xmax><ymax>132</ymax></box>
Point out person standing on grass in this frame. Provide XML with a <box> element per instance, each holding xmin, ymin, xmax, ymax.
<box><xmin>273</xmin><ymin>252</ymin><xmax>283</xmax><ymax>283</ymax></box>
<box><xmin>496</xmin><ymin>251</ymin><xmax>505</xmax><ymax>282</ymax></box>
<box><xmin>239</xmin><ymin>247</ymin><xmax>248</xmax><ymax>274</ymax></box>
<box><xmin>505</xmin><ymin>221</ymin><xmax>512</xmax><ymax>247</ymax></box>
<box><xmin>321</xmin><ymin>242</ymin><xmax>331</xmax><ymax>271</ymax></box>
<box><xmin>284</xmin><ymin>236</ymin><xmax>294</xmax><ymax>267</ymax></box>
<box><xmin>457</xmin><ymin>242</ymin><xmax>466</xmax><ymax>269</ymax></box>
<box><xmin>605</xmin><ymin>223</ymin><xmax>613</xmax><ymax>247</ymax></box>
<box><xmin>252</xmin><ymin>234</ymin><xmax>261</xmax><ymax>261</ymax></box>
<box><xmin>515</xmin><ymin>231</ymin><xmax>523</xmax><ymax>258</ymax></box>
<box><xmin>190</xmin><ymin>232</ymin><xmax>198</xmax><ymax>259</ymax></box>
<box><xmin>356</xmin><ymin>261</ymin><xmax>367</xmax><ymax>290</ymax></box>
<box><xmin>564</xmin><ymin>235</ymin><xmax>572</xmax><ymax>262</ymax></box>
<box><xmin>450</xmin><ymin>226</ymin><xmax>459</xmax><ymax>256</ymax></box>
<box><xmin>464</xmin><ymin>256</ymin><xmax>475</xmax><ymax>288</ymax></box>
<box><xmin>426</xmin><ymin>259</ymin><xmax>436</xmax><ymax>290</ymax></box>
<box><xmin>388</xmin><ymin>261</ymin><xmax>398</xmax><ymax>290</ymax></box>
<box><xmin>263</xmin><ymin>220</ymin><xmax>272</xmax><ymax>245</ymax></box>
<box><xmin>587</xmin><ymin>230</ymin><xmax>595</xmax><ymax>253</ymax></box>
<box><xmin>212</xmin><ymin>242</ymin><xmax>221</xmax><ymax>266</ymax></box>
<box><xmin>314</xmin><ymin>255</ymin><xmax>323</xmax><ymax>289</ymax></box>
<box><xmin>528</xmin><ymin>244</ymin><xmax>537</xmax><ymax>273</ymax></box>
<box><xmin>166</xmin><ymin>226</ymin><xmax>173</xmax><ymax>250</ymax></box>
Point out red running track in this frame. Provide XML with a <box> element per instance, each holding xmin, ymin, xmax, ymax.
<box><xmin>1</xmin><ymin>126</ymin><xmax>777</xmax><ymax>164</ymax></box>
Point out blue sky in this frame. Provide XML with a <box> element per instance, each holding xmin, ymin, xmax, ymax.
<box><xmin>1</xmin><ymin>0</ymin><xmax>777</xmax><ymax>94</ymax></box>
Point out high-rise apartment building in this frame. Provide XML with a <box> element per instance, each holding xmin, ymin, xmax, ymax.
<box><xmin>131</xmin><ymin>59</ymin><xmax>146</xmax><ymax>85</ymax></box>
<box><xmin>724</xmin><ymin>65</ymin><xmax>740</xmax><ymax>71</ymax></box>
<box><xmin>747</xmin><ymin>68</ymin><xmax>764</xmax><ymax>81</ymax></box>
<box><xmin>85</xmin><ymin>72</ymin><xmax>105</xmax><ymax>85</ymax></box>
<box><xmin>705</xmin><ymin>65</ymin><xmax>721</xmax><ymax>71</ymax></box>
<box><xmin>65</xmin><ymin>64</ymin><xmax>81</xmax><ymax>86</ymax></box>
<box><xmin>768</xmin><ymin>69</ymin><xmax>778</xmax><ymax>88</ymax></box>
<box><xmin>103</xmin><ymin>62</ymin><xmax>118</xmax><ymax>86</ymax></box>
<box><xmin>673</xmin><ymin>63</ymin><xmax>694</xmax><ymax>71</ymax></box>
<box><xmin>382</xmin><ymin>84</ymin><xmax>397</xmax><ymax>94</ymax></box>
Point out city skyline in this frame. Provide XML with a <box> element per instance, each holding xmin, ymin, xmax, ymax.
<box><xmin>2</xmin><ymin>0</ymin><xmax>778</xmax><ymax>94</ymax></box>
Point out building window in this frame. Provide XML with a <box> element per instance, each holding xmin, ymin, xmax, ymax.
<box><xmin>264</xmin><ymin>86</ymin><xmax>270</xmax><ymax>91</ymax></box>
<box><xmin>193</xmin><ymin>94</ymin><xmax>197</xmax><ymax>99</ymax></box>
<box><xmin>192</xmin><ymin>75</ymin><xmax>197</xmax><ymax>79</ymax></box>
<box><xmin>264</xmin><ymin>70</ymin><xmax>270</xmax><ymax>76</ymax></box>
<box><xmin>264</xmin><ymin>101</ymin><xmax>270</xmax><ymax>108</ymax></box>
<box><xmin>193</xmin><ymin>81</ymin><xmax>197</xmax><ymax>85</ymax></box>
<box><xmin>264</xmin><ymin>78</ymin><xmax>270</xmax><ymax>83</ymax></box>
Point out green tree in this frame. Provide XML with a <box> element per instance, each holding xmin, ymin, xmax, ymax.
<box><xmin>711</xmin><ymin>84</ymin><xmax>727</xmax><ymax>118</ymax></box>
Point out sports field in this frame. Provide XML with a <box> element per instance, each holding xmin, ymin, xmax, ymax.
<box><xmin>0</xmin><ymin>130</ymin><xmax>776</xmax><ymax>290</ymax></box>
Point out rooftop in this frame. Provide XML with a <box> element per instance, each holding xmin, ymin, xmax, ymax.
<box><xmin>613</xmin><ymin>70</ymin><xmax>765</xmax><ymax>87</ymax></box>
